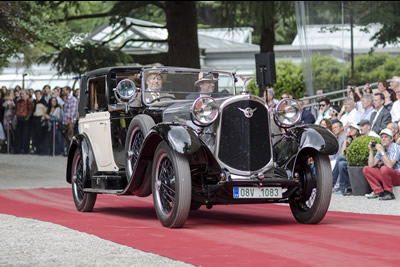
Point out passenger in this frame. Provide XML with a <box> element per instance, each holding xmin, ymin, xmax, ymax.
<box><xmin>186</xmin><ymin>72</ymin><xmax>218</xmax><ymax>100</ymax></box>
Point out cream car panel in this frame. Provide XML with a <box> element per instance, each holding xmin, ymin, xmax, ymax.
<box><xmin>78</xmin><ymin>112</ymin><xmax>118</xmax><ymax>171</ymax></box>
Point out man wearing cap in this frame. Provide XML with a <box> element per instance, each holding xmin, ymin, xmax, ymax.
<box><xmin>363</xmin><ymin>128</ymin><xmax>400</xmax><ymax>200</ymax></box>
<box><xmin>358</xmin><ymin>119</ymin><xmax>379</xmax><ymax>138</ymax></box>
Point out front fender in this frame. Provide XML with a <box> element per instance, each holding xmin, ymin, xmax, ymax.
<box><xmin>66</xmin><ymin>134</ymin><xmax>96</xmax><ymax>184</ymax></box>
<box><xmin>148</xmin><ymin>123</ymin><xmax>202</xmax><ymax>155</ymax></box>
<box><xmin>124</xmin><ymin>123</ymin><xmax>202</xmax><ymax>195</ymax></box>
<box><xmin>274</xmin><ymin>124</ymin><xmax>338</xmax><ymax>168</ymax></box>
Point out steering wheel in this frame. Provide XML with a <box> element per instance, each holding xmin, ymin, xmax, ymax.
<box><xmin>148</xmin><ymin>95</ymin><xmax>176</xmax><ymax>104</ymax></box>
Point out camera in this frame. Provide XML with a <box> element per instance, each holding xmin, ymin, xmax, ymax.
<box><xmin>371</xmin><ymin>141</ymin><xmax>377</xmax><ymax>147</ymax></box>
<box><xmin>350</xmin><ymin>86</ymin><xmax>355</xmax><ymax>92</ymax></box>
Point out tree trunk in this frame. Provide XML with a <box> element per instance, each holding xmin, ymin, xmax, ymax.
<box><xmin>165</xmin><ymin>1</ymin><xmax>200</xmax><ymax>68</ymax></box>
<box><xmin>260</xmin><ymin>27</ymin><xmax>275</xmax><ymax>53</ymax></box>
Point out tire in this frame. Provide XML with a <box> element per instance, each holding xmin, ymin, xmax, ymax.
<box><xmin>152</xmin><ymin>141</ymin><xmax>191</xmax><ymax>228</ymax></box>
<box><xmin>71</xmin><ymin>149</ymin><xmax>97</xmax><ymax>212</ymax></box>
<box><xmin>125</xmin><ymin>115</ymin><xmax>155</xmax><ymax>182</ymax></box>
<box><xmin>289</xmin><ymin>153</ymin><xmax>332</xmax><ymax>224</ymax></box>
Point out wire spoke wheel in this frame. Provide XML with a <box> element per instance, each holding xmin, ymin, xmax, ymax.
<box><xmin>152</xmin><ymin>141</ymin><xmax>191</xmax><ymax>228</ymax></box>
<box><xmin>71</xmin><ymin>149</ymin><xmax>96</xmax><ymax>212</ymax></box>
<box><xmin>125</xmin><ymin>115</ymin><xmax>155</xmax><ymax>182</ymax></box>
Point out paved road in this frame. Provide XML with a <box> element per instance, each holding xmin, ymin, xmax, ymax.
<box><xmin>1</xmin><ymin>153</ymin><xmax>399</xmax><ymax>266</ymax></box>
<box><xmin>0</xmin><ymin>154</ymin><xmax>193</xmax><ymax>267</ymax></box>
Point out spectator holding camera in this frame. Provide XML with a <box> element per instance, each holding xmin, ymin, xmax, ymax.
<box><xmin>363</xmin><ymin>129</ymin><xmax>400</xmax><ymax>200</ymax></box>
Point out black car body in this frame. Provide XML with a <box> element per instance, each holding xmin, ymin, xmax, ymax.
<box><xmin>66</xmin><ymin>66</ymin><xmax>338</xmax><ymax>228</ymax></box>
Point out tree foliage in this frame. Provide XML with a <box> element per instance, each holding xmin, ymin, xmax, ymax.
<box><xmin>0</xmin><ymin>1</ymin><xmax>71</xmax><ymax>67</ymax></box>
<box><xmin>39</xmin><ymin>43</ymin><xmax>131</xmax><ymax>76</ymax></box>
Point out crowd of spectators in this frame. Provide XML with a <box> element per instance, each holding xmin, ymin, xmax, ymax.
<box><xmin>0</xmin><ymin>84</ymin><xmax>79</xmax><ymax>156</ymax></box>
<box><xmin>265</xmin><ymin>76</ymin><xmax>400</xmax><ymax>200</ymax></box>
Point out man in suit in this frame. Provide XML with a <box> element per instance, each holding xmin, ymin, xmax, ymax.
<box><xmin>370</xmin><ymin>93</ymin><xmax>392</xmax><ymax>135</ymax></box>
<box><xmin>143</xmin><ymin>69</ymin><xmax>174</xmax><ymax>103</ymax></box>
<box><xmin>186</xmin><ymin>72</ymin><xmax>219</xmax><ymax>100</ymax></box>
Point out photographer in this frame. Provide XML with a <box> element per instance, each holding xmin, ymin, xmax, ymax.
<box><xmin>363</xmin><ymin>129</ymin><xmax>400</xmax><ymax>200</ymax></box>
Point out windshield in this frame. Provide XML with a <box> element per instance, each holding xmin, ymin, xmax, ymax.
<box><xmin>140</xmin><ymin>68</ymin><xmax>235</xmax><ymax>105</ymax></box>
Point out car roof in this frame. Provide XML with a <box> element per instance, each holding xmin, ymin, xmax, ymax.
<box><xmin>85</xmin><ymin>66</ymin><xmax>144</xmax><ymax>77</ymax></box>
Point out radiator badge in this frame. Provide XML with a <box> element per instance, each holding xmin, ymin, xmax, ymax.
<box><xmin>238</xmin><ymin>107</ymin><xmax>257</xmax><ymax>118</ymax></box>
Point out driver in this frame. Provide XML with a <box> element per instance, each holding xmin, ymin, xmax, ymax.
<box><xmin>143</xmin><ymin>69</ymin><xmax>173</xmax><ymax>103</ymax></box>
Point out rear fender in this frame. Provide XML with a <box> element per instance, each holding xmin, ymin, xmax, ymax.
<box><xmin>66</xmin><ymin>134</ymin><xmax>97</xmax><ymax>184</ymax></box>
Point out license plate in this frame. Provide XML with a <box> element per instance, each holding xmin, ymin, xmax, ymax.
<box><xmin>233</xmin><ymin>187</ymin><xmax>282</xmax><ymax>199</ymax></box>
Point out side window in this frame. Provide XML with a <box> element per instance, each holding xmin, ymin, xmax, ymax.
<box><xmin>89</xmin><ymin>77</ymin><xmax>107</xmax><ymax>112</ymax></box>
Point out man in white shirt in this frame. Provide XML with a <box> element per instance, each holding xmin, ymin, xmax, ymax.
<box><xmin>340</xmin><ymin>98</ymin><xmax>360</xmax><ymax>128</ymax></box>
<box><xmin>390</xmin><ymin>76</ymin><xmax>400</xmax><ymax>122</ymax></box>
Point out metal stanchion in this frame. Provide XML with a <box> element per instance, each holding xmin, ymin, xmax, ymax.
<box><xmin>7</xmin><ymin>120</ymin><xmax>10</xmax><ymax>154</ymax></box>
<box><xmin>52</xmin><ymin>121</ymin><xmax>56</xmax><ymax>157</ymax></box>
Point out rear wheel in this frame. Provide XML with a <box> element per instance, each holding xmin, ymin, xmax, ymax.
<box><xmin>152</xmin><ymin>141</ymin><xmax>191</xmax><ymax>228</ymax></box>
<box><xmin>125</xmin><ymin>115</ymin><xmax>155</xmax><ymax>182</ymax></box>
<box><xmin>71</xmin><ymin>149</ymin><xmax>96</xmax><ymax>212</ymax></box>
<box><xmin>289</xmin><ymin>153</ymin><xmax>332</xmax><ymax>224</ymax></box>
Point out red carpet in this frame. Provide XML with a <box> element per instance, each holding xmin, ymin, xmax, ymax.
<box><xmin>0</xmin><ymin>188</ymin><xmax>399</xmax><ymax>266</ymax></box>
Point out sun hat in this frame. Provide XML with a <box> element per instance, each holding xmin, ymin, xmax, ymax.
<box><xmin>348</xmin><ymin>122</ymin><xmax>360</xmax><ymax>131</ymax></box>
<box><xmin>380</xmin><ymin>128</ymin><xmax>393</xmax><ymax>137</ymax></box>
<box><xmin>143</xmin><ymin>67</ymin><xmax>166</xmax><ymax>82</ymax></box>
<box><xmin>194</xmin><ymin>72</ymin><xmax>218</xmax><ymax>86</ymax></box>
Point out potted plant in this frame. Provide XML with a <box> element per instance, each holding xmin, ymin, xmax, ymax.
<box><xmin>346</xmin><ymin>135</ymin><xmax>381</xmax><ymax>195</ymax></box>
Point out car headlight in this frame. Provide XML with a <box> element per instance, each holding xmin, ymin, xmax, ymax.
<box><xmin>114</xmin><ymin>79</ymin><xmax>137</xmax><ymax>101</ymax></box>
<box><xmin>191</xmin><ymin>96</ymin><xmax>219</xmax><ymax>126</ymax></box>
<box><xmin>273</xmin><ymin>99</ymin><xmax>302</xmax><ymax>128</ymax></box>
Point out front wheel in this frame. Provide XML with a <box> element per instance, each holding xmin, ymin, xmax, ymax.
<box><xmin>289</xmin><ymin>153</ymin><xmax>332</xmax><ymax>224</ymax></box>
<box><xmin>71</xmin><ymin>149</ymin><xmax>97</xmax><ymax>212</ymax></box>
<box><xmin>152</xmin><ymin>141</ymin><xmax>191</xmax><ymax>228</ymax></box>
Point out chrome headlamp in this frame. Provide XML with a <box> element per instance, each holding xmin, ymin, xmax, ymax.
<box><xmin>191</xmin><ymin>96</ymin><xmax>219</xmax><ymax>126</ymax></box>
<box><xmin>273</xmin><ymin>99</ymin><xmax>302</xmax><ymax>128</ymax></box>
<box><xmin>113</xmin><ymin>79</ymin><xmax>137</xmax><ymax>102</ymax></box>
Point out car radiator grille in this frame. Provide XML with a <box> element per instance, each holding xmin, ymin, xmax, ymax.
<box><xmin>218</xmin><ymin>100</ymin><xmax>271</xmax><ymax>172</ymax></box>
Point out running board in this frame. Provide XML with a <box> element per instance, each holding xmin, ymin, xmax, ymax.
<box><xmin>90</xmin><ymin>175</ymin><xmax>127</xmax><ymax>191</ymax></box>
<box><xmin>83</xmin><ymin>188</ymin><xmax>124</xmax><ymax>194</ymax></box>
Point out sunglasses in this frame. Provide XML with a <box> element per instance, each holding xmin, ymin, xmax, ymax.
<box><xmin>319</xmin><ymin>104</ymin><xmax>326</xmax><ymax>107</ymax></box>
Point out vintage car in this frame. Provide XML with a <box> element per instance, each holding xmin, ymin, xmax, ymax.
<box><xmin>66</xmin><ymin>66</ymin><xmax>338</xmax><ymax>228</ymax></box>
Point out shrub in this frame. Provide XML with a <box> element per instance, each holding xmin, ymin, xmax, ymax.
<box><xmin>346</xmin><ymin>135</ymin><xmax>381</xmax><ymax>167</ymax></box>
